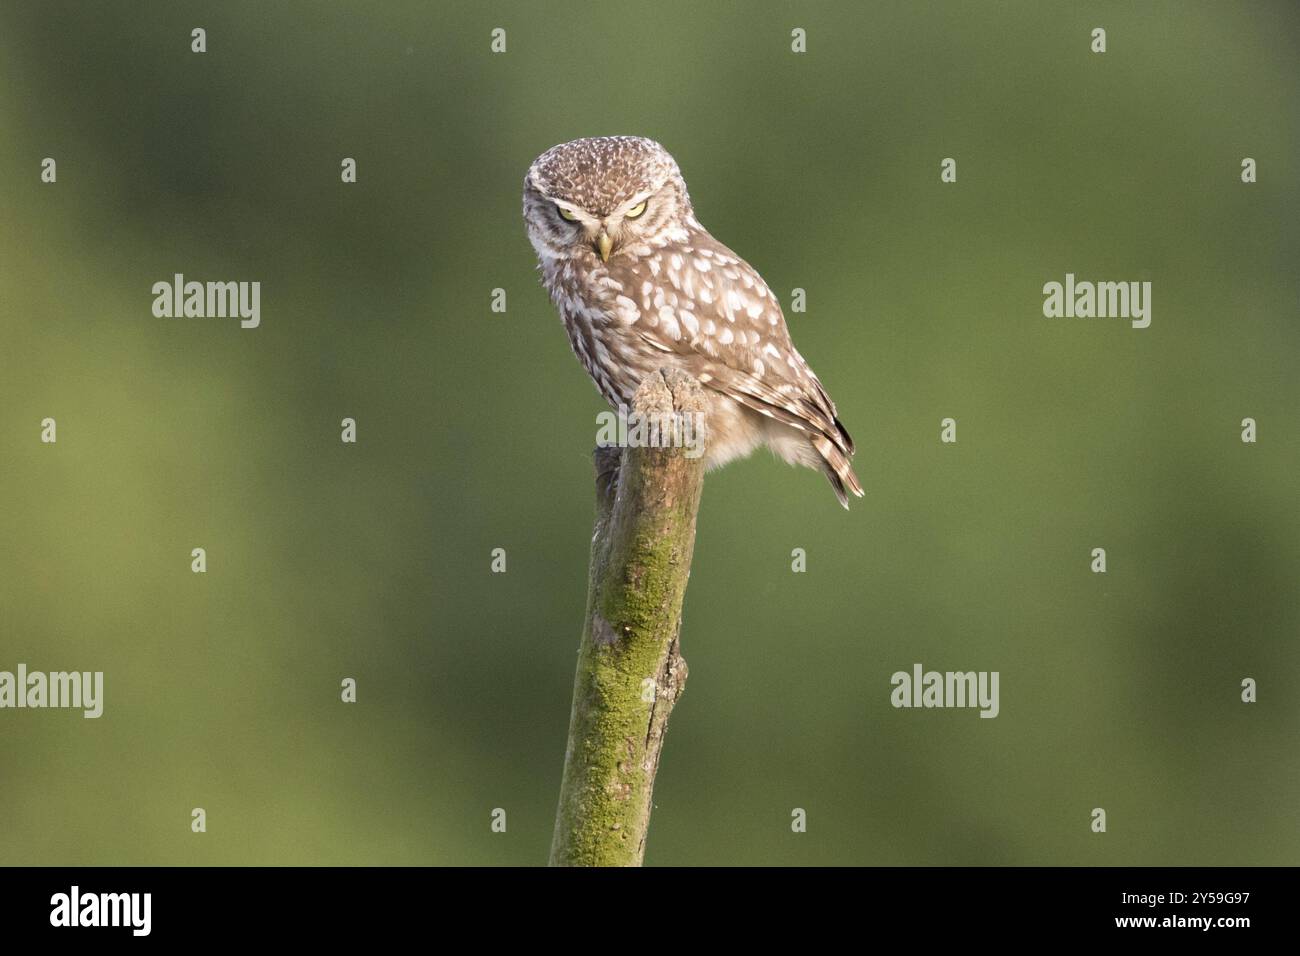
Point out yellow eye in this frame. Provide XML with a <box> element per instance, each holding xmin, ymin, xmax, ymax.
<box><xmin>557</xmin><ymin>205</ymin><xmax>581</xmax><ymax>222</ymax></box>
<box><xmin>625</xmin><ymin>200</ymin><xmax>647</xmax><ymax>220</ymax></box>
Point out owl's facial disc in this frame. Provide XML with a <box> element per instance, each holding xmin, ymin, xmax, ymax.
<box><xmin>549</xmin><ymin>200</ymin><xmax>611</xmax><ymax>260</ymax></box>
<box><xmin>572</xmin><ymin>191</ymin><xmax>658</xmax><ymax>261</ymax></box>
<box><xmin>524</xmin><ymin>136</ymin><xmax>690</xmax><ymax>261</ymax></box>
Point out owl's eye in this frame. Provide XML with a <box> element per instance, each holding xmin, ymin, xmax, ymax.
<box><xmin>624</xmin><ymin>200</ymin><xmax>648</xmax><ymax>220</ymax></box>
<box><xmin>557</xmin><ymin>205</ymin><xmax>581</xmax><ymax>222</ymax></box>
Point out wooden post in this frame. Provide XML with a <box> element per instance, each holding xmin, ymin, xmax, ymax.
<box><xmin>549</xmin><ymin>369</ymin><xmax>707</xmax><ymax>866</ymax></box>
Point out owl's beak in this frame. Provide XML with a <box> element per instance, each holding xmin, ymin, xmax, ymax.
<box><xmin>596</xmin><ymin>232</ymin><xmax>613</xmax><ymax>263</ymax></box>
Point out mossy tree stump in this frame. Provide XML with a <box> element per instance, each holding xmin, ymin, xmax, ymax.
<box><xmin>549</xmin><ymin>369</ymin><xmax>706</xmax><ymax>866</ymax></box>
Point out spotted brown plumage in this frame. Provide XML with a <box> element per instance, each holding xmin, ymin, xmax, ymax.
<box><xmin>523</xmin><ymin>135</ymin><xmax>863</xmax><ymax>507</ymax></box>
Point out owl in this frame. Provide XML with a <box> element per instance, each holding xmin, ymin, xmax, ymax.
<box><xmin>522</xmin><ymin>135</ymin><xmax>863</xmax><ymax>507</ymax></box>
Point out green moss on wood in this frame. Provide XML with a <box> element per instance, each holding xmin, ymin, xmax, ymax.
<box><xmin>549</xmin><ymin>372</ymin><xmax>705</xmax><ymax>867</ymax></box>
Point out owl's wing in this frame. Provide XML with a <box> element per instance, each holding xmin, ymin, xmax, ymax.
<box><xmin>628</xmin><ymin>235</ymin><xmax>853</xmax><ymax>457</ymax></box>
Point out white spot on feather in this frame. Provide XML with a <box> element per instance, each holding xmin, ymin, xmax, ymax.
<box><xmin>658</xmin><ymin>307</ymin><xmax>681</xmax><ymax>340</ymax></box>
<box><xmin>614</xmin><ymin>295</ymin><xmax>639</xmax><ymax>325</ymax></box>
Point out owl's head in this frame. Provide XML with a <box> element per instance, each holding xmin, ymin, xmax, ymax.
<box><xmin>523</xmin><ymin>136</ymin><xmax>693</xmax><ymax>264</ymax></box>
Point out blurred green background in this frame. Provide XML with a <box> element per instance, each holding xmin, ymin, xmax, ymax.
<box><xmin>1</xmin><ymin>1</ymin><xmax>1297</xmax><ymax>866</ymax></box>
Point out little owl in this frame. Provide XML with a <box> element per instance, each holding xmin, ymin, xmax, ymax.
<box><xmin>523</xmin><ymin>135</ymin><xmax>862</xmax><ymax>507</ymax></box>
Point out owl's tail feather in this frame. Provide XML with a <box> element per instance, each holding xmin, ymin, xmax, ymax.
<box><xmin>813</xmin><ymin>434</ymin><xmax>864</xmax><ymax>510</ymax></box>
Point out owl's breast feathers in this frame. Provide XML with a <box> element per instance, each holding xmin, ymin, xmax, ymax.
<box><xmin>541</xmin><ymin>227</ymin><xmax>862</xmax><ymax>506</ymax></box>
